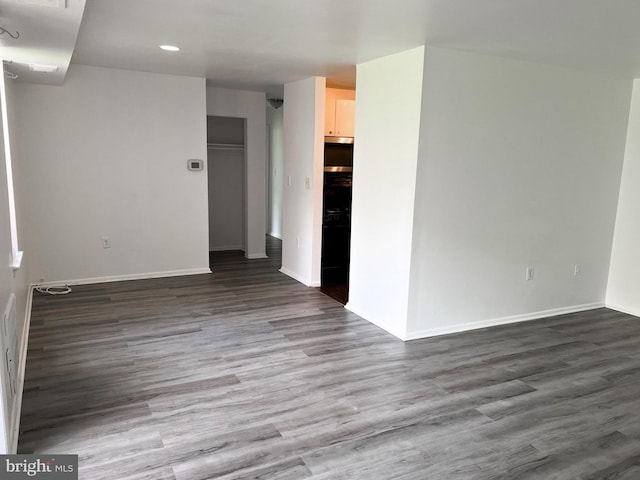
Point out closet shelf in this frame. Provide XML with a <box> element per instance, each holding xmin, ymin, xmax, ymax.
<box><xmin>207</xmin><ymin>143</ymin><xmax>245</xmax><ymax>150</ymax></box>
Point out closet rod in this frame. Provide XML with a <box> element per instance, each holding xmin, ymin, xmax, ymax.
<box><xmin>207</xmin><ymin>143</ymin><xmax>245</xmax><ymax>150</ymax></box>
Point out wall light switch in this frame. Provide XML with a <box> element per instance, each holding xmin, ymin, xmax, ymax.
<box><xmin>287</xmin><ymin>175</ymin><xmax>292</xmax><ymax>187</ymax></box>
<box><xmin>305</xmin><ymin>177</ymin><xmax>311</xmax><ymax>189</ymax></box>
<box><xmin>102</xmin><ymin>236</ymin><xmax>111</xmax><ymax>249</ymax></box>
<box><xmin>574</xmin><ymin>264</ymin><xmax>582</xmax><ymax>276</ymax></box>
<box><xmin>525</xmin><ymin>266</ymin><xmax>534</xmax><ymax>281</ymax></box>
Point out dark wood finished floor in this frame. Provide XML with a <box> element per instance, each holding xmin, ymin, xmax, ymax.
<box><xmin>19</xmin><ymin>236</ymin><xmax>640</xmax><ymax>479</ymax></box>
<box><xmin>318</xmin><ymin>283</ymin><xmax>348</xmax><ymax>305</ymax></box>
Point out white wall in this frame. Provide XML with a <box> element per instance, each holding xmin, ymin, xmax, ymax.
<box><xmin>206</xmin><ymin>87</ymin><xmax>268</xmax><ymax>259</ymax></box>
<box><xmin>3</xmin><ymin>76</ymin><xmax>29</xmax><ymax>341</ymax></box>
<box><xmin>607</xmin><ymin>79</ymin><xmax>640</xmax><ymax>315</ymax></box>
<box><xmin>0</xmin><ymin>66</ymin><xmax>13</xmax><ymax>456</ymax></box>
<box><xmin>281</xmin><ymin>77</ymin><xmax>325</xmax><ymax>286</ymax></box>
<box><xmin>0</xmin><ymin>69</ymin><xmax>30</xmax><ymax>454</ymax></box>
<box><xmin>267</xmin><ymin>104</ymin><xmax>284</xmax><ymax>239</ymax></box>
<box><xmin>208</xmin><ymin>149</ymin><xmax>245</xmax><ymax>251</ymax></box>
<box><xmin>346</xmin><ymin>47</ymin><xmax>425</xmax><ymax>339</ymax></box>
<box><xmin>13</xmin><ymin>65</ymin><xmax>210</xmax><ymax>284</ymax></box>
<box><xmin>407</xmin><ymin>46</ymin><xmax>632</xmax><ymax>338</ymax></box>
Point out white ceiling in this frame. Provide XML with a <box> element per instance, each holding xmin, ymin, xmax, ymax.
<box><xmin>0</xmin><ymin>0</ymin><xmax>86</xmax><ymax>84</ymax></box>
<box><xmin>6</xmin><ymin>0</ymin><xmax>640</xmax><ymax>95</ymax></box>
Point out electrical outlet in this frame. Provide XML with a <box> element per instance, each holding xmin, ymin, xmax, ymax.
<box><xmin>574</xmin><ymin>264</ymin><xmax>582</xmax><ymax>276</ymax></box>
<box><xmin>305</xmin><ymin>177</ymin><xmax>311</xmax><ymax>189</ymax></box>
<box><xmin>525</xmin><ymin>266</ymin><xmax>534</xmax><ymax>281</ymax></box>
<box><xmin>101</xmin><ymin>236</ymin><xmax>111</xmax><ymax>249</ymax></box>
<box><xmin>287</xmin><ymin>175</ymin><xmax>292</xmax><ymax>187</ymax></box>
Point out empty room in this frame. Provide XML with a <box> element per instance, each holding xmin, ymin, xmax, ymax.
<box><xmin>1</xmin><ymin>1</ymin><xmax>640</xmax><ymax>479</ymax></box>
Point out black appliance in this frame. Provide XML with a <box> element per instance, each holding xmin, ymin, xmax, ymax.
<box><xmin>321</xmin><ymin>138</ymin><xmax>353</xmax><ymax>287</ymax></box>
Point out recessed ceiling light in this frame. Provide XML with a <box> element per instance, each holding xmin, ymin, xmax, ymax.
<box><xmin>160</xmin><ymin>45</ymin><xmax>180</xmax><ymax>52</ymax></box>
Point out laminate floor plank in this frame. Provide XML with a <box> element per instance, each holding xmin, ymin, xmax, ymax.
<box><xmin>18</xmin><ymin>236</ymin><xmax>640</xmax><ymax>479</ymax></box>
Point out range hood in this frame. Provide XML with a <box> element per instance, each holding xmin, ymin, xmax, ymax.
<box><xmin>325</xmin><ymin>136</ymin><xmax>354</xmax><ymax>144</ymax></box>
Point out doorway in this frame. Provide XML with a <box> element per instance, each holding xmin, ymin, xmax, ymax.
<box><xmin>319</xmin><ymin>140</ymin><xmax>353</xmax><ymax>305</ymax></box>
<box><xmin>207</xmin><ymin>116</ymin><xmax>246</xmax><ymax>264</ymax></box>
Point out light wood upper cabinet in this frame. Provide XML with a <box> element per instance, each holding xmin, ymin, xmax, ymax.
<box><xmin>325</xmin><ymin>88</ymin><xmax>355</xmax><ymax>137</ymax></box>
<box><xmin>334</xmin><ymin>99</ymin><xmax>355</xmax><ymax>137</ymax></box>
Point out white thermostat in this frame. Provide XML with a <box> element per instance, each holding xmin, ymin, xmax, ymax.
<box><xmin>187</xmin><ymin>159</ymin><xmax>204</xmax><ymax>171</ymax></box>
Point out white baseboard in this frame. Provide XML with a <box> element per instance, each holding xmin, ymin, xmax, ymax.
<box><xmin>37</xmin><ymin>268</ymin><xmax>212</xmax><ymax>287</ymax></box>
<box><xmin>11</xmin><ymin>285</ymin><xmax>34</xmax><ymax>453</ymax></box>
<box><xmin>279</xmin><ymin>267</ymin><xmax>312</xmax><ymax>287</ymax></box>
<box><xmin>344</xmin><ymin>302</ymin><xmax>605</xmax><ymax>342</ymax></box>
<box><xmin>246</xmin><ymin>253</ymin><xmax>268</xmax><ymax>259</ymax></box>
<box><xmin>344</xmin><ymin>302</ymin><xmax>407</xmax><ymax>340</ymax></box>
<box><xmin>404</xmin><ymin>302</ymin><xmax>605</xmax><ymax>341</ymax></box>
<box><xmin>211</xmin><ymin>245</ymin><xmax>244</xmax><ymax>252</ymax></box>
<box><xmin>605</xmin><ymin>303</ymin><xmax>640</xmax><ymax>318</ymax></box>
<box><xmin>210</xmin><ymin>247</ymin><xmax>268</xmax><ymax>259</ymax></box>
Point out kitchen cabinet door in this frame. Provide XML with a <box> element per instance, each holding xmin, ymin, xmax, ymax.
<box><xmin>334</xmin><ymin>99</ymin><xmax>355</xmax><ymax>137</ymax></box>
<box><xmin>325</xmin><ymin>88</ymin><xmax>355</xmax><ymax>136</ymax></box>
<box><xmin>325</xmin><ymin>90</ymin><xmax>338</xmax><ymax>135</ymax></box>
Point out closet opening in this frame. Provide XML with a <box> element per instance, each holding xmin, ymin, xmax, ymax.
<box><xmin>207</xmin><ymin>115</ymin><xmax>247</xmax><ymax>266</ymax></box>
